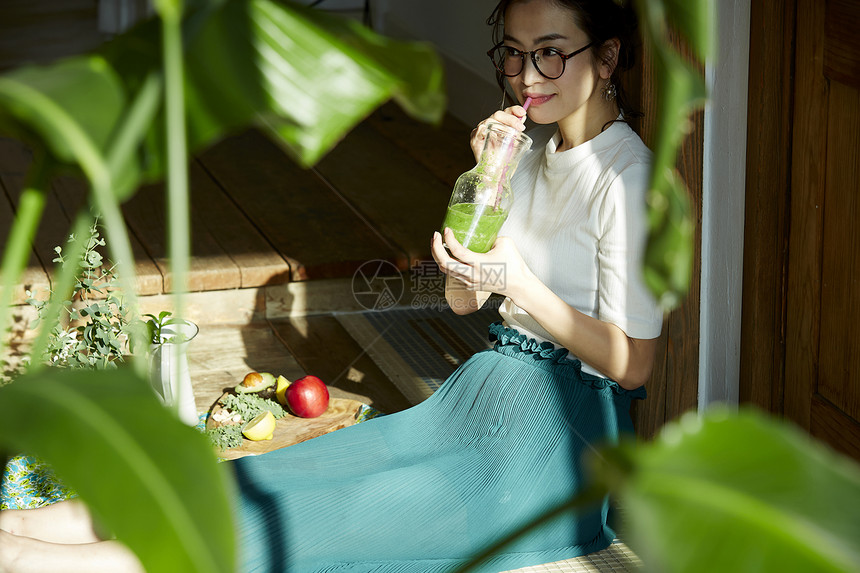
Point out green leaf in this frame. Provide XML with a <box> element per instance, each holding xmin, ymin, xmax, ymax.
<box><xmin>658</xmin><ymin>0</ymin><xmax>716</xmax><ymax>61</ymax></box>
<box><xmin>0</xmin><ymin>185</ymin><xmax>46</xmax><ymax>365</ymax></box>
<box><xmin>182</xmin><ymin>0</ymin><xmax>444</xmax><ymax>167</ymax></box>
<box><xmin>0</xmin><ymin>56</ymin><xmax>125</xmax><ymax>165</ymax></box>
<box><xmin>642</xmin><ymin>168</ymin><xmax>695</xmax><ymax>310</ymax></box>
<box><xmin>0</xmin><ymin>369</ymin><xmax>237</xmax><ymax>573</ymax></box>
<box><xmin>101</xmin><ymin>0</ymin><xmax>445</xmax><ymax>172</ymax></box>
<box><xmin>637</xmin><ymin>11</ymin><xmax>709</xmax><ymax>310</ymax></box>
<box><xmin>594</xmin><ymin>409</ymin><xmax>860</xmax><ymax>573</ymax></box>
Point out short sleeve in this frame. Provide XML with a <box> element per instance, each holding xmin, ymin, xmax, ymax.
<box><xmin>596</xmin><ymin>162</ymin><xmax>664</xmax><ymax>339</ymax></box>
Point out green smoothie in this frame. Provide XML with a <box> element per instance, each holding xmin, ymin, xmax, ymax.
<box><xmin>441</xmin><ymin>203</ymin><xmax>508</xmax><ymax>253</ymax></box>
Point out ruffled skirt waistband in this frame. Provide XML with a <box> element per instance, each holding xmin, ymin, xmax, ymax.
<box><xmin>487</xmin><ymin>321</ymin><xmax>646</xmax><ymax>400</ymax></box>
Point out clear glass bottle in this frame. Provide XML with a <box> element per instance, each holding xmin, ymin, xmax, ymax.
<box><xmin>441</xmin><ymin>122</ymin><xmax>532</xmax><ymax>253</ymax></box>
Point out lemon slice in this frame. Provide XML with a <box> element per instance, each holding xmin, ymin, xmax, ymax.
<box><xmin>275</xmin><ymin>375</ymin><xmax>290</xmax><ymax>406</ymax></box>
<box><xmin>242</xmin><ymin>411</ymin><xmax>276</xmax><ymax>441</ymax></box>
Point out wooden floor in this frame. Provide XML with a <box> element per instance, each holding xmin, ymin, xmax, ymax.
<box><xmin>1</xmin><ymin>103</ymin><xmax>474</xmax><ymax>301</ymax></box>
<box><xmin>1</xmin><ymin>103</ymin><xmax>475</xmax><ymax>415</ymax></box>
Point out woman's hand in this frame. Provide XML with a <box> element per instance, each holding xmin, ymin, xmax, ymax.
<box><xmin>469</xmin><ymin>104</ymin><xmax>529</xmax><ymax>161</ymax></box>
<box><xmin>431</xmin><ymin>228</ymin><xmax>534</xmax><ymax>301</ymax></box>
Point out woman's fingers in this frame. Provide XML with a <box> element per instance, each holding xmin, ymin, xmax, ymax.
<box><xmin>470</xmin><ymin>107</ymin><xmax>528</xmax><ymax>157</ymax></box>
<box><xmin>441</xmin><ymin>228</ymin><xmax>477</xmax><ymax>263</ymax></box>
<box><xmin>430</xmin><ymin>231</ymin><xmax>449</xmax><ymax>267</ymax></box>
<box><xmin>431</xmin><ymin>230</ymin><xmax>478</xmax><ymax>286</ymax></box>
<box><xmin>492</xmin><ymin>108</ymin><xmax>526</xmax><ymax>129</ymax></box>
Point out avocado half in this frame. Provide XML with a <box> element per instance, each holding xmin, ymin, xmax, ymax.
<box><xmin>235</xmin><ymin>371</ymin><xmax>276</xmax><ymax>394</ymax></box>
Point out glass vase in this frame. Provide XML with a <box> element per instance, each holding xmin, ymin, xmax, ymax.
<box><xmin>149</xmin><ymin>319</ymin><xmax>199</xmax><ymax>426</ymax></box>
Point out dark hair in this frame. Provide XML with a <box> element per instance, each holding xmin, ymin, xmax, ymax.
<box><xmin>488</xmin><ymin>0</ymin><xmax>641</xmax><ymax>120</ymax></box>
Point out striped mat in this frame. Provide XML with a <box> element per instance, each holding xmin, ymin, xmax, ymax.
<box><xmin>335</xmin><ymin>304</ymin><xmax>500</xmax><ymax>405</ymax></box>
<box><xmin>504</xmin><ymin>541</ymin><xmax>642</xmax><ymax>572</ymax></box>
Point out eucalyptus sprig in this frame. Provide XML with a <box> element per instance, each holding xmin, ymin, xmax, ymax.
<box><xmin>26</xmin><ymin>222</ymin><xmax>131</xmax><ymax>370</ymax></box>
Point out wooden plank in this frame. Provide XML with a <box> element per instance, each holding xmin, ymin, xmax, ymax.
<box><xmin>0</xmin><ymin>139</ymin><xmax>165</xmax><ymax>304</ymax></box>
<box><xmin>817</xmin><ymin>81</ymin><xmax>860</xmax><ymax>421</ymax></box>
<box><xmin>739</xmin><ymin>0</ymin><xmax>795</xmax><ymax>415</ymax></box>
<box><xmin>122</xmin><ymin>181</ymin><xmax>242</xmax><ymax>293</ymax></box>
<box><xmin>824</xmin><ymin>0</ymin><xmax>860</xmax><ymax>88</ymax></box>
<box><xmin>0</xmin><ymin>137</ymin><xmax>32</xmax><ymax>176</ymax></box>
<box><xmin>51</xmin><ymin>175</ymin><xmax>164</xmax><ymax>296</ymax></box>
<box><xmin>665</xmin><ymin>106</ymin><xmax>704</xmax><ymax>422</ymax></box>
<box><xmin>189</xmin><ymin>160</ymin><xmax>291</xmax><ymax>288</ymax></box>
<box><xmin>630</xmin><ymin>40</ymin><xmax>667</xmax><ymax>440</ymax></box>
<box><xmin>810</xmin><ymin>395</ymin><xmax>860</xmax><ymax>463</ymax></box>
<box><xmin>197</xmin><ymin>129</ymin><xmax>406</xmax><ymax>281</ymax></box>
<box><xmin>658</xmin><ymin>27</ymin><xmax>704</xmax><ymax>425</ymax></box>
<box><xmin>314</xmin><ymin>121</ymin><xmax>451</xmax><ymax>266</ymax></box>
<box><xmin>365</xmin><ymin>104</ymin><xmax>475</xmax><ymax>189</ymax></box>
<box><xmin>187</xmin><ymin>322</ymin><xmax>308</xmax><ymax>414</ymax></box>
<box><xmin>785</xmin><ymin>0</ymin><xmax>829</xmax><ymax>431</ymax></box>
<box><xmin>0</xmin><ymin>0</ymin><xmax>102</xmax><ymax>71</ymax></box>
<box><xmin>268</xmin><ymin>315</ymin><xmax>413</xmax><ymax>415</ymax></box>
<box><xmin>632</xmin><ymin>318</ymin><xmax>668</xmax><ymax>440</ymax></box>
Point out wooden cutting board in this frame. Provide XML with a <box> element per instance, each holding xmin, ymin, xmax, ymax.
<box><xmin>207</xmin><ymin>394</ymin><xmax>364</xmax><ymax>460</ymax></box>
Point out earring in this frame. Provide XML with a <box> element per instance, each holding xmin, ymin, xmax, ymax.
<box><xmin>602</xmin><ymin>79</ymin><xmax>617</xmax><ymax>102</ymax></box>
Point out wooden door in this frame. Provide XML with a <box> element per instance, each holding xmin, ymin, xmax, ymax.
<box><xmin>744</xmin><ymin>0</ymin><xmax>860</xmax><ymax>462</ymax></box>
<box><xmin>784</xmin><ymin>0</ymin><xmax>860</xmax><ymax>461</ymax></box>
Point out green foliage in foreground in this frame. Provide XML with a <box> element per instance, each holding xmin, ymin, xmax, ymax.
<box><xmin>457</xmin><ymin>408</ymin><xmax>860</xmax><ymax>573</ymax></box>
<box><xmin>635</xmin><ymin>0</ymin><xmax>714</xmax><ymax>310</ymax></box>
<box><xmin>0</xmin><ymin>369</ymin><xmax>238</xmax><ymax>573</ymax></box>
<box><xmin>604</xmin><ymin>409</ymin><xmax>860</xmax><ymax>572</ymax></box>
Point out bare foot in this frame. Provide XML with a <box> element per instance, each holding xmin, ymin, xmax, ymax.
<box><xmin>0</xmin><ymin>530</ymin><xmax>144</xmax><ymax>573</ymax></box>
<box><xmin>0</xmin><ymin>530</ymin><xmax>22</xmax><ymax>572</ymax></box>
<box><xmin>0</xmin><ymin>501</ymin><xmax>101</xmax><ymax>544</ymax></box>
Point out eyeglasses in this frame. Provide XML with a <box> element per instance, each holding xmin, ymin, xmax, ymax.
<box><xmin>487</xmin><ymin>42</ymin><xmax>595</xmax><ymax>80</ymax></box>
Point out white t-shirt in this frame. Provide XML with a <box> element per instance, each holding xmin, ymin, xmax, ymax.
<box><xmin>498</xmin><ymin>120</ymin><xmax>664</xmax><ymax>378</ymax></box>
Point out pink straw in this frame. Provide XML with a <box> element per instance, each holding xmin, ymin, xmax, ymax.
<box><xmin>492</xmin><ymin>97</ymin><xmax>533</xmax><ymax>211</ymax></box>
<box><xmin>522</xmin><ymin>96</ymin><xmax>533</xmax><ymax>112</ymax></box>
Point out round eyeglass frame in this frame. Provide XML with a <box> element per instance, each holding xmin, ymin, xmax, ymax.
<box><xmin>487</xmin><ymin>42</ymin><xmax>595</xmax><ymax>80</ymax></box>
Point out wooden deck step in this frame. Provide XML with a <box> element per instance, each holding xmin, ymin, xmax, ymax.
<box><xmin>314</xmin><ymin>120</ymin><xmax>452</xmax><ymax>266</ymax></box>
<box><xmin>197</xmin><ymin>128</ymin><xmax>408</xmax><ymax>281</ymax></box>
<box><xmin>2</xmin><ymin>107</ymin><xmax>473</xmax><ymax>313</ymax></box>
<box><xmin>51</xmin><ymin>175</ymin><xmax>165</xmax><ymax>296</ymax></box>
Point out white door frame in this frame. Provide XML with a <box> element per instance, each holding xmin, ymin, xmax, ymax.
<box><xmin>698</xmin><ymin>0</ymin><xmax>752</xmax><ymax>412</ymax></box>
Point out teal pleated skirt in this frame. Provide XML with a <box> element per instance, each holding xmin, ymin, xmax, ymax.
<box><xmin>230</xmin><ymin>322</ymin><xmax>645</xmax><ymax>573</ymax></box>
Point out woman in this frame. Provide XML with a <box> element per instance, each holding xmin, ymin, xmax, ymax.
<box><xmin>435</xmin><ymin>0</ymin><xmax>660</xmax><ymax>389</ymax></box>
<box><xmin>0</xmin><ymin>1</ymin><xmax>660</xmax><ymax>571</ymax></box>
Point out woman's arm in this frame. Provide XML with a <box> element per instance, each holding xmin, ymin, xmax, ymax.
<box><xmin>444</xmin><ymin>274</ymin><xmax>493</xmax><ymax>316</ymax></box>
<box><xmin>507</xmin><ymin>271</ymin><xmax>658</xmax><ymax>389</ymax></box>
<box><xmin>432</xmin><ymin>229</ymin><xmax>658</xmax><ymax>389</ymax></box>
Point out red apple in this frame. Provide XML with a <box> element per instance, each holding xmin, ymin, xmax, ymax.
<box><xmin>285</xmin><ymin>375</ymin><xmax>330</xmax><ymax>418</ymax></box>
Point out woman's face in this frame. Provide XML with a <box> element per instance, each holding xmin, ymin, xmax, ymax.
<box><xmin>502</xmin><ymin>0</ymin><xmax>608</xmax><ymax>127</ymax></box>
